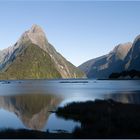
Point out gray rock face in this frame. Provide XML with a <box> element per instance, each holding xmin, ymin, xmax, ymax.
<box><xmin>111</xmin><ymin>42</ymin><xmax>132</xmax><ymax>60</ymax></box>
<box><xmin>124</xmin><ymin>35</ymin><xmax>140</xmax><ymax>70</ymax></box>
<box><xmin>0</xmin><ymin>45</ymin><xmax>21</xmax><ymax>70</ymax></box>
<box><xmin>0</xmin><ymin>24</ymin><xmax>85</xmax><ymax>78</ymax></box>
<box><xmin>25</xmin><ymin>24</ymin><xmax>49</xmax><ymax>51</ymax></box>
<box><xmin>79</xmin><ymin>42</ymin><xmax>132</xmax><ymax>79</ymax></box>
<box><xmin>0</xmin><ymin>24</ymin><xmax>48</xmax><ymax>70</ymax></box>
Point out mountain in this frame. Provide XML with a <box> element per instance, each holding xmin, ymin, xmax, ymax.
<box><xmin>124</xmin><ymin>35</ymin><xmax>140</xmax><ymax>70</ymax></box>
<box><xmin>0</xmin><ymin>24</ymin><xmax>85</xmax><ymax>80</ymax></box>
<box><xmin>79</xmin><ymin>42</ymin><xmax>133</xmax><ymax>79</ymax></box>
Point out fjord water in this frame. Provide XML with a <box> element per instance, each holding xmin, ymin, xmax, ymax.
<box><xmin>0</xmin><ymin>79</ymin><xmax>140</xmax><ymax>132</ymax></box>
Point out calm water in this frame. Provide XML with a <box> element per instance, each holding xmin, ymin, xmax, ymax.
<box><xmin>0</xmin><ymin>79</ymin><xmax>140</xmax><ymax>132</ymax></box>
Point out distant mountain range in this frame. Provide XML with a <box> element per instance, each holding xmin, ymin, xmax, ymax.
<box><xmin>79</xmin><ymin>35</ymin><xmax>140</xmax><ymax>79</ymax></box>
<box><xmin>0</xmin><ymin>25</ymin><xmax>85</xmax><ymax>80</ymax></box>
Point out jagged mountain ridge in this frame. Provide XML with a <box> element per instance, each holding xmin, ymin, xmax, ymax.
<box><xmin>79</xmin><ymin>42</ymin><xmax>133</xmax><ymax>78</ymax></box>
<box><xmin>0</xmin><ymin>24</ymin><xmax>85</xmax><ymax>79</ymax></box>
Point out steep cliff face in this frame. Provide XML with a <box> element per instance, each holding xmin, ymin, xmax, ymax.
<box><xmin>124</xmin><ymin>35</ymin><xmax>140</xmax><ymax>70</ymax></box>
<box><xmin>79</xmin><ymin>42</ymin><xmax>132</xmax><ymax>79</ymax></box>
<box><xmin>0</xmin><ymin>24</ymin><xmax>85</xmax><ymax>79</ymax></box>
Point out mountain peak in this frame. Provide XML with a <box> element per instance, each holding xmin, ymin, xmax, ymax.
<box><xmin>110</xmin><ymin>42</ymin><xmax>132</xmax><ymax>60</ymax></box>
<box><xmin>27</xmin><ymin>24</ymin><xmax>47</xmax><ymax>39</ymax></box>
<box><xmin>133</xmin><ymin>34</ymin><xmax>140</xmax><ymax>45</ymax></box>
<box><xmin>30</xmin><ymin>24</ymin><xmax>44</xmax><ymax>34</ymax></box>
<box><xmin>22</xmin><ymin>24</ymin><xmax>49</xmax><ymax>51</ymax></box>
<box><xmin>0</xmin><ymin>24</ymin><xmax>85</xmax><ymax>79</ymax></box>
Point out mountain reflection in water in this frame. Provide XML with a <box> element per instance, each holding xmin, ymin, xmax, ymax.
<box><xmin>0</xmin><ymin>94</ymin><xmax>62</xmax><ymax>130</ymax></box>
<box><xmin>104</xmin><ymin>92</ymin><xmax>140</xmax><ymax>104</ymax></box>
<box><xmin>0</xmin><ymin>80</ymin><xmax>140</xmax><ymax>133</ymax></box>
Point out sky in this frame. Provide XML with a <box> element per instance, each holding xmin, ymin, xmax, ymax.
<box><xmin>0</xmin><ymin>1</ymin><xmax>140</xmax><ymax>66</ymax></box>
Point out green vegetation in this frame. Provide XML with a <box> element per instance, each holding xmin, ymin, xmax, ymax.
<box><xmin>0</xmin><ymin>43</ymin><xmax>85</xmax><ymax>79</ymax></box>
<box><xmin>66</xmin><ymin>60</ymin><xmax>86</xmax><ymax>78</ymax></box>
<box><xmin>109</xmin><ymin>69</ymin><xmax>140</xmax><ymax>79</ymax></box>
<box><xmin>0</xmin><ymin>129</ymin><xmax>72</xmax><ymax>139</ymax></box>
<box><xmin>56</xmin><ymin>99</ymin><xmax>140</xmax><ymax>138</ymax></box>
<box><xmin>0</xmin><ymin>44</ymin><xmax>62</xmax><ymax>80</ymax></box>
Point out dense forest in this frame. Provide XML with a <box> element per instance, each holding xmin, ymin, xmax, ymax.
<box><xmin>109</xmin><ymin>70</ymin><xmax>140</xmax><ymax>79</ymax></box>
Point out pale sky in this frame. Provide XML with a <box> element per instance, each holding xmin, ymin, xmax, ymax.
<box><xmin>0</xmin><ymin>1</ymin><xmax>140</xmax><ymax>66</ymax></box>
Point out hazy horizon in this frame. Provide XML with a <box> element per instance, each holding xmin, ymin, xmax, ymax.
<box><xmin>0</xmin><ymin>1</ymin><xmax>140</xmax><ymax>66</ymax></box>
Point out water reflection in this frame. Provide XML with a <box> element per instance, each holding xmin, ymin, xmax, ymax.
<box><xmin>0</xmin><ymin>109</ymin><xmax>25</xmax><ymax>129</ymax></box>
<box><xmin>0</xmin><ymin>94</ymin><xmax>62</xmax><ymax>130</ymax></box>
<box><xmin>103</xmin><ymin>91</ymin><xmax>140</xmax><ymax>104</ymax></box>
<box><xmin>0</xmin><ymin>80</ymin><xmax>140</xmax><ymax>133</ymax></box>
